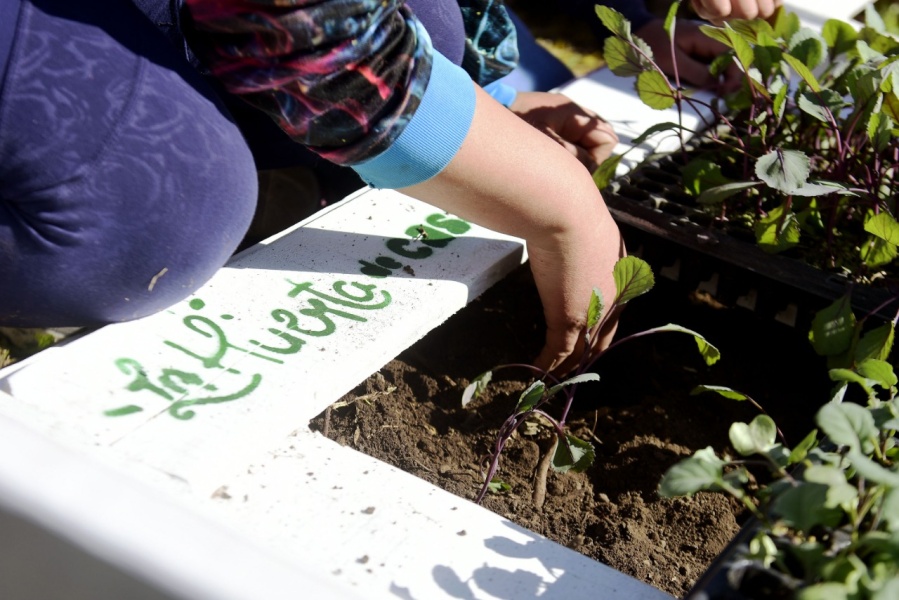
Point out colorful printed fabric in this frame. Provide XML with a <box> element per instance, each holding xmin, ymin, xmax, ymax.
<box><xmin>184</xmin><ymin>0</ymin><xmax>517</xmax><ymax>166</ymax></box>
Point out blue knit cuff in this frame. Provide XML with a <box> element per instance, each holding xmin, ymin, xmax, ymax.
<box><xmin>484</xmin><ymin>81</ymin><xmax>518</xmax><ymax>108</ymax></box>
<box><xmin>352</xmin><ymin>52</ymin><xmax>476</xmax><ymax>189</ymax></box>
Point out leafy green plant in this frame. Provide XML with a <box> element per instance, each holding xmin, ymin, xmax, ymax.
<box><xmin>462</xmin><ymin>256</ymin><xmax>720</xmax><ymax>504</ymax></box>
<box><xmin>660</xmin><ymin>296</ymin><xmax>899</xmax><ymax>598</ymax></box>
<box><xmin>594</xmin><ymin>2</ymin><xmax>899</xmax><ymax>285</ymax></box>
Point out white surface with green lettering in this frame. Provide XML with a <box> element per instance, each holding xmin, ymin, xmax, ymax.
<box><xmin>0</xmin><ymin>186</ymin><xmax>672</xmax><ymax>600</ymax></box>
<box><xmin>0</xmin><ymin>188</ymin><xmax>525</xmax><ymax>492</ymax></box>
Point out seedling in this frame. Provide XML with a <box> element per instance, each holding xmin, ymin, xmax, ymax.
<box><xmin>595</xmin><ymin>2</ymin><xmax>899</xmax><ymax>284</ymax></box>
<box><xmin>463</xmin><ymin>256</ymin><xmax>721</xmax><ymax>504</ymax></box>
<box><xmin>660</xmin><ymin>295</ymin><xmax>899</xmax><ymax>597</ymax></box>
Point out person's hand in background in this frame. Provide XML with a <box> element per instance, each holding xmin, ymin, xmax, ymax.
<box><xmin>689</xmin><ymin>0</ymin><xmax>783</xmax><ymax>24</ymax></box>
<box><xmin>508</xmin><ymin>91</ymin><xmax>619</xmax><ymax>172</ymax></box>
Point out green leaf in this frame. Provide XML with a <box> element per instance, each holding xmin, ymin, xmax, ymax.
<box><xmin>872</xmin><ymin>577</ymin><xmax>899</xmax><ymax>600</ymax></box>
<box><xmin>848</xmin><ymin>450</ymin><xmax>899</xmax><ymax>487</ymax></box>
<box><xmin>658</xmin><ymin>447</ymin><xmax>726</xmax><ymax>497</ymax></box>
<box><xmin>755</xmin><ymin>149</ymin><xmax>811</xmax><ymax>193</ymax></box>
<box><xmin>788</xmin><ymin>429</ymin><xmax>819</xmax><ymax>464</ymax></box>
<box><xmin>592</xmin><ymin>154</ymin><xmax>623</xmax><ymax>189</ymax></box>
<box><xmin>856</xmin><ymin>39</ymin><xmax>888</xmax><ymax>65</ymax></box>
<box><xmin>730</xmin><ymin>414</ymin><xmax>778</xmax><ymax>456</ymax></box>
<box><xmin>636</xmin><ymin>70</ymin><xmax>676</xmax><ymax>110</ymax></box>
<box><xmin>860</xmin><ymin>233</ymin><xmax>899</xmax><ymax>269</ymax></box>
<box><xmin>864</xmin><ymin>3</ymin><xmax>887</xmax><ymax>34</ymax></box>
<box><xmin>630</xmin><ymin>121</ymin><xmax>691</xmax><ymax>146</ymax></box>
<box><xmin>546</xmin><ymin>372</ymin><xmax>600</xmax><ymax>399</ymax></box>
<box><xmin>788</xmin><ymin>28</ymin><xmax>826</xmax><ymax>70</ymax></box>
<box><xmin>857</xmin><ymin>358</ymin><xmax>898</xmax><ymax>390</ymax></box>
<box><xmin>881</xmin><ymin>489</ymin><xmax>899</xmax><ymax>531</ymax></box>
<box><xmin>772</xmin><ymin>8</ymin><xmax>800</xmax><ymax>41</ymax></box>
<box><xmin>782</xmin><ymin>53</ymin><xmax>823</xmax><ymax>92</ymax></box>
<box><xmin>754</xmin><ymin>204</ymin><xmax>801</xmax><ymax>253</ymax></box>
<box><xmin>867</xmin><ymin>109</ymin><xmax>894</xmax><ymax>154</ymax></box>
<box><xmin>613</xmin><ymin>256</ymin><xmax>655</xmax><ymax>305</ymax></box>
<box><xmin>701</xmin><ymin>24</ymin><xmax>754</xmax><ymax>72</ymax></box>
<box><xmin>829</xmin><ymin>368</ymin><xmax>876</xmax><ymax>398</ymax></box>
<box><xmin>462</xmin><ymin>370</ymin><xmax>492</xmax><ymax>407</ymax></box>
<box><xmin>727</xmin><ymin>18</ymin><xmax>776</xmax><ymax>44</ymax></box>
<box><xmin>797</xmin><ymin>583</ymin><xmax>854</xmax><ymax>600</ymax></box>
<box><xmin>822</xmin><ymin>19</ymin><xmax>858</xmax><ymax>55</ymax></box>
<box><xmin>773</xmin><ymin>482</ymin><xmax>842</xmax><ymax>531</ymax></box>
<box><xmin>808</xmin><ymin>295</ymin><xmax>855</xmax><ymax>357</ymax></box>
<box><xmin>682</xmin><ymin>159</ymin><xmax>731</xmax><ymax>196</ymax></box>
<box><xmin>788</xmin><ymin>181</ymin><xmax>853</xmax><ymax>197</ymax></box>
<box><xmin>803</xmin><ymin>464</ymin><xmax>859</xmax><ymax>508</ymax></box>
<box><xmin>645</xmin><ymin>324</ymin><xmax>721</xmax><ymax>366</ymax></box>
<box><xmin>603</xmin><ymin>36</ymin><xmax>646</xmax><ymax>77</ymax></box>
<box><xmin>879</xmin><ymin>90</ymin><xmax>899</xmax><ymax>133</ymax></box>
<box><xmin>855</xmin><ymin>323</ymin><xmax>895</xmax><ymax>364</ymax></box>
<box><xmin>515</xmin><ymin>380</ymin><xmax>546</xmax><ymax>413</ymax></box>
<box><xmin>816</xmin><ymin>402</ymin><xmax>877</xmax><ymax>454</ymax></box>
<box><xmin>595</xmin><ymin>5</ymin><xmax>632</xmax><ymax>40</ymax></box>
<box><xmin>865</xmin><ymin>211</ymin><xmax>899</xmax><ymax>245</ymax></box>
<box><xmin>691</xmin><ymin>385</ymin><xmax>750</xmax><ymax>401</ymax></box>
<box><xmin>697</xmin><ymin>181</ymin><xmax>760</xmax><ymax>205</ymax></box>
<box><xmin>662</xmin><ymin>0</ymin><xmax>679</xmax><ymax>38</ymax></box>
<box><xmin>797</xmin><ymin>88</ymin><xmax>844</xmax><ymax>122</ymax></box>
<box><xmin>772</xmin><ymin>77</ymin><xmax>789</xmax><ymax>120</ymax></box>
<box><xmin>487</xmin><ymin>478</ymin><xmax>511</xmax><ymax>494</ymax></box>
<box><xmin>587</xmin><ymin>288</ymin><xmax>604</xmax><ymax>330</ymax></box>
<box><xmin>551</xmin><ymin>434</ymin><xmax>595</xmax><ymax>473</ymax></box>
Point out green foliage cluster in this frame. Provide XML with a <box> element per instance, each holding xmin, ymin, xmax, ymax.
<box><xmin>595</xmin><ymin>3</ymin><xmax>899</xmax><ymax>282</ymax></box>
<box><xmin>660</xmin><ymin>296</ymin><xmax>899</xmax><ymax>599</ymax></box>
<box><xmin>463</xmin><ymin>256</ymin><xmax>720</xmax><ymax>504</ymax></box>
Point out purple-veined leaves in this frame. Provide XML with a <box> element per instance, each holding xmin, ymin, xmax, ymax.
<box><xmin>636</xmin><ymin>70</ymin><xmax>676</xmax><ymax>110</ymax></box>
<box><xmin>594</xmin><ymin>5</ymin><xmax>632</xmax><ymax>41</ymax></box>
<box><xmin>755</xmin><ymin>148</ymin><xmax>810</xmax><ymax>193</ymax></box>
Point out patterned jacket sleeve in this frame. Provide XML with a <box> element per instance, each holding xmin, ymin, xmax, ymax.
<box><xmin>182</xmin><ymin>0</ymin><xmax>432</xmax><ymax>166</ymax></box>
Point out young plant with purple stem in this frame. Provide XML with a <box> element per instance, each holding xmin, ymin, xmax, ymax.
<box><xmin>593</xmin><ymin>2</ymin><xmax>899</xmax><ymax>284</ymax></box>
<box><xmin>463</xmin><ymin>256</ymin><xmax>721</xmax><ymax>505</ymax></box>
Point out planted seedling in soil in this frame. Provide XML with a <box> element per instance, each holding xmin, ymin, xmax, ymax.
<box><xmin>463</xmin><ymin>256</ymin><xmax>721</xmax><ymax>504</ymax></box>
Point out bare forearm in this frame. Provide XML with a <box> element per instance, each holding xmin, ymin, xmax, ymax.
<box><xmin>402</xmin><ymin>85</ymin><xmax>624</xmax><ymax>370</ymax></box>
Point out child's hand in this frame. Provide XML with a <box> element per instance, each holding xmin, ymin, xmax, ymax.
<box><xmin>402</xmin><ymin>86</ymin><xmax>625</xmax><ymax>375</ymax></box>
<box><xmin>508</xmin><ymin>92</ymin><xmax>618</xmax><ymax>172</ymax></box>
<box><xmin>689</xmin><ymin>0</ymin><xmax>782</xmax><ymax>24</ymax></box>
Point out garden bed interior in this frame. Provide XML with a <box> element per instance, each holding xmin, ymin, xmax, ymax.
<box><xmin>311</xmin><ymin>259</ymin><xmax>833</xmax><ymax>598</ymax></box>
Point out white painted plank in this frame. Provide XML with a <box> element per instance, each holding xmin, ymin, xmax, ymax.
<box><xmin>199</xmin><ymin>428</ymin><xmax>675</xmax><ymax>600</ymax></box>
<box><xmin>0</xmin><ymin>187</ymin><xmax>525</xmax><ymax>493</ymax></box>
<box><xmin>0</xmin><ymin>407</ymin><xmax>363</xmax><ymax>600</ymax></box>
<box><xmin>0</xmin><ymin>390</ymin><xmax>672</xmax><ymax>600</ymax></box>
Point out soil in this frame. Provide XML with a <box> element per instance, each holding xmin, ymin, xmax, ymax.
<box><xmin>310</xmin><ymin>263</ymin><xmax>832</xmax><ymax>598</ymax></box>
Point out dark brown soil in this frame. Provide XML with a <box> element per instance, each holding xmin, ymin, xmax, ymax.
<box><xmin>310</xmin><ymin>264</ymin><xmax>831</xmax><ymax>598</ymax></box>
